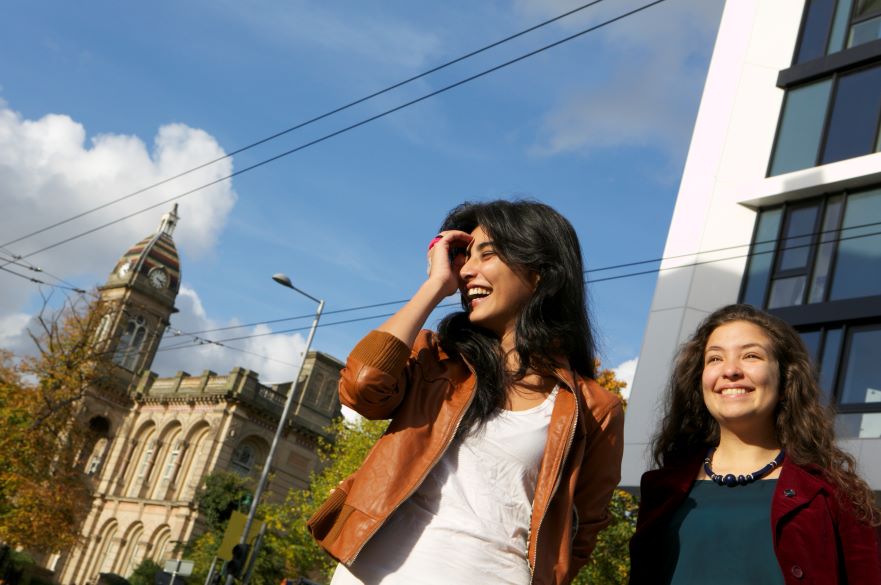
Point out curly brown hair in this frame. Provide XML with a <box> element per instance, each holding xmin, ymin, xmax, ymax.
<box><xmin>652</xmin><ymin>303</ymin><xmax>880</xmax><ymax>525</ymax></box>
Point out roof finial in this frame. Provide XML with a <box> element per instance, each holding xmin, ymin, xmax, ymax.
<box><xmin>158</xmin><ymin>204</ymin><xmax>179</xmax><ymax>236</ymax></box>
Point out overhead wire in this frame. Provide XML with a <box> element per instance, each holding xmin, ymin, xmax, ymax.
<box><xmin>0</xmin><ymin>264</ymin><xmax>87</xmax><ymax>293</ymax></box>
<box><xmin>0</xmin><ymin>251</ymin><xmax>88</xmax><ymax>292</ymax></box>
<box><xmin>156</xmin><ymin>216</ymin><xmax>881</xmax><ymax>338</ymax></box>
<box><xmin>1</xmin><ymin>0</ymin><xmax>670</xmax><ymax>269</ymax></box>
<box><xmin>0</xmin><ymin>0</ymin><xmax>610</xmax><ymax>253</ymax></box>
<box><xmin>153</xmin><ymin>223</ymin><xmax>881</xmax><ymax>350</ymax></box>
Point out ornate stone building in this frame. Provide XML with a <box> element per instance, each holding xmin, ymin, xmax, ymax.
<box><xmin>45</xmin><ymin>206</ymin><xmax>342</xmax><ymax>584</ymax></box>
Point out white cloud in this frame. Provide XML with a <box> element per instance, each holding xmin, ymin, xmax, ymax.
<box><xmin>523</xmin><ymin>0</ymin><xmax>724</xmax><ymax>159</ymax></box>
<box><xmin>154</xmin><ymin>286</ymin><xmax>308</xmax><ymax>384</ymax></box>
<box><xmin>612</xmin><ymin>357</ymin><xmax>638</xmax><ymax>401</ymax></box>
<box><xmin>0</xmin><ymin>313</ymin><xmax>30</xmax><ymax>348</ymax></box>
<box><xmin>0</xmin><ymin>101</ymin><xmax>236</xmax><ymax>352</ymax></box>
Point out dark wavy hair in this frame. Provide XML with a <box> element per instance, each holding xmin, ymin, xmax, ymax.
<box><xmin>436</xmin><ymin>199</ymin><xmax>596</xmax><ymax>435</ymax></box>
<box><xmin>652</xmin><ymin>303</ymin><xmax>879</xmax><ymax>525</ymax></box>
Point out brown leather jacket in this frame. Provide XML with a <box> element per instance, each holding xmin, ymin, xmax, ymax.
<box><xmin>308</xmin><ymin>330</ymin><xmax>624</xmax><ymax>585</ymax></box>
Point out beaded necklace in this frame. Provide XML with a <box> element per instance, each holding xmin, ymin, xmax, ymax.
<box><xmin>703</xmin><ymin>447</ymin><xmax>785</xmax><ymax>487</ymax></box>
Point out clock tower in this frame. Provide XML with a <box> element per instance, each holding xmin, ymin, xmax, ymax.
<box><xmin>95</xmin><ymin>205</ymin><xmax>181</xmax><ymax>387</ymax></box>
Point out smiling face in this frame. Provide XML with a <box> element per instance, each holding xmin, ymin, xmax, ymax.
<box><xmin>701</xmin><ymin>320</ymin><xmax>781</xmax><ymax>436</ymax></box>
<box><xmin>459</xmin><ymin>226</ymin><xmax>537</xmax><ymax>341</ymax></box>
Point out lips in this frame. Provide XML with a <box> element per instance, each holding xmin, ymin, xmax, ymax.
<box><xmin>464</xmin><ymin>286</ymin><xmax>491</xmax><ymax>308</ymax></box>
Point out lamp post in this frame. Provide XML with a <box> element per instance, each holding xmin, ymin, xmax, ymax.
<box><xmin>226</xmin><ymin>274</ymin><xmax>324</xmax><ymax>585</ymax></box>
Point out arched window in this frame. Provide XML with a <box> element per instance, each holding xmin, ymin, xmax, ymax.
<box><xmin>173</xmin><ymin>423</ymin><xmax>211</xmax><ymax>501</ymax></box>
<box><xmin>231</xmin><ymin>443</ymin><xmax>256</xmax><ymax>475</ymax></box>
<box><xmin>81</xmin><ymin>416</ymin><xmax>111</xmax><ymax>477</ymax></box>
<box><xmin>94</xmin><ymin>313</ymin><xmax>114</xmax><ymax>346</ymax></box>
<box><xmin>115</xmin><ymin>523</ymin><xmax>144</xmax><ymax>577</ymax></box>
<box><xmin>113</xmin><ymin>316</ymin><xmax>148</xmax><ymax>370</ymax></box>
<box><xmin>150</xmin><ymin>526</ymin><xmax>172</xmax><ymax>563</ymax></box>
<box><xmin>89</xmin><ymin>520</ymin><xmax>118</xmax><ymax>582</ymax></box>
<box><xmin>86</xmin><ymin>438</ymin><xmax>109</xmax><ymax>476</ymax></box>
<box><xmin>161</xmin><ymin>439</ymin><xmax>184</xmax><ymax>484</ymax></box>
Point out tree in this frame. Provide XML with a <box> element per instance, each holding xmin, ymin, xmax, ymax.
<box><xmin>263</xmin><ymin>418</ymin><xmax>389</xmax><ymax>582</ymax></box>
<box><xmin>264</xmin><ymin>362</ymin><xmax>637</xmax><ymax>584</ymax></box>
<box><xmin>128</xmin><ymin>559</ymin><xmax>162</xmax><ymax>585</ymax></box>
<box><xmin>194</xmin><ymin>471</ymin><xmax>253</xmax><ymax>532</ymax></box>
<box><xmin>187</xmin><ymin>472</ymin><xmax>285</xmax><ymax>585</ymax></box>
<box><xmin>0</xmin><ymin>294</ymin><xmax>113</xmax><ymax>551</ymax></box>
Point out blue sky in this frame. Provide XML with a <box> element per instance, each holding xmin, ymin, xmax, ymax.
<box><xmin>0</xmin><ymin>0</ymin><xmax>724</xmax><ymax>392</ymax></box>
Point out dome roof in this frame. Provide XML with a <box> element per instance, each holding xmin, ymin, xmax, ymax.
<box><xmin>109</xmin><ymin>205</ymin><xmax>181</xmax><ymax>294</ymax></box>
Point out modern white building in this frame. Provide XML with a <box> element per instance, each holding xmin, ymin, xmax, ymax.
<box><xmin>623</xmin><ymin>0</ymin><xmax>881</xmax><ymax>491</ymax></box>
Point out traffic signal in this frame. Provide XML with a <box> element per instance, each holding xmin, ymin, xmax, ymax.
<box><xmin>228</xmin><ymin>543</ymin><xmax>249</xmax><ymax>579</ymax></box>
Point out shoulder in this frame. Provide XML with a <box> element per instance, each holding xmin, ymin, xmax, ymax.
<box><xmin>574</xmin><ymin>377</ymin><xmax>624</xmax><ymax>423</ymax></box>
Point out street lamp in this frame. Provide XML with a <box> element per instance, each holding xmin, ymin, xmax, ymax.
<box><xmin>226</xmin><ymin>274</ymin><xmax>324</xmax><ymax>585</ymax></box>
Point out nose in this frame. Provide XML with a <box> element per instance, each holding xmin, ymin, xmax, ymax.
<box><xmin>459</xmin><ymin>253</ymin><xmax>477</xmax><ymax>281</ymax></box>
<box><xmin>722</xmin><ymin>361</ymin><xmax>743</xmax><ymax>379</ymax></box>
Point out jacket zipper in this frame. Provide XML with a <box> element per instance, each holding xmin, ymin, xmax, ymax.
<box><xmin>345</xmin><ymin>366</ymin><xmax>478</xmax><ymax>566</ymax></box>
<box><xmin>529</xmin><ymin>391</ymin><xmax>578</xmax><ymax>584</ymax></box>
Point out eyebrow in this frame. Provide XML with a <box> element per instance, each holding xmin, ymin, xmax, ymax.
<box><xmin>466</xmin><ymin>240</ymin><xmax>495</xmax><ymax>254</ymax></box>
<box><xmin>705</xmin><ymin>342</ymin><xmax>768</xmax><ymax>353</ymax></box>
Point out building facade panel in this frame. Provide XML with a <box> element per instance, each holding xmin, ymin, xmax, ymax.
<box><xmin>624</xmin><ymin>0</ymin><xmax>881</xmax><ymax>491</ymax></box>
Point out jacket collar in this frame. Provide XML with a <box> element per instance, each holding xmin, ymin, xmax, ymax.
<box><xmin>773</xmin><ymin>458</ymin><xmax>828</xmax><ymax>523</ymax></box>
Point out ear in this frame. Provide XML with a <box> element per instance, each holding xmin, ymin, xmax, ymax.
<box><xmin>529</xmin><ymin>271</ymin><xmax>541</xmax><ymax>291</ymax></box>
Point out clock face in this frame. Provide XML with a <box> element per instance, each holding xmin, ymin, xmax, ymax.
<box><xmin>148</xmin><ymin>268</ymin><xmax>169</xmax><ymax>289</ymax></box>
<box><xmin>117</xmin><ymin>261</ymin><xmax>132</xmax><ymax>277</ymax></box>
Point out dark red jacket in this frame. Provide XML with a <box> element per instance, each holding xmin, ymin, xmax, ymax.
<box><xmin>629</xmin><ymin>453</ymin><xmax>881</xmax><ymax>585</ymax></box>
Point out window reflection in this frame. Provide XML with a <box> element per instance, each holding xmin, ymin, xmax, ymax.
<box><xmin>769</xmin><ymin>80</ymin><xmax>831</xmax><ymax>175</ymax></box>
<box><xmin>819</xmin><ymin>327</ymin><xmax>843</xmax><ymax>404</ymax></box>
<box><xmin>797</xmin><ymin>0</ymin><xmax>838</xmax><ymax>63</ymax></box>
<box><xmin>835</xmin><ymin>412</ymin><xmax>881</xmax><ymax>438</ymax></box>
<box><xmin>741</xmin><ymin>209</ymin><xmax>781</xmax><ymax>307</ymax></box>
<box><xmin>821</xmin><ymin>65</ymin><xmax>881</xmax><ymax>164</ymax></box>
<box><xmin>830</xmin><ymin>188</ymin><xmax>881</xmax><ymax>301</ymax></box>
<box><xmin>840</xmin><ymin>325</ymin><xmax>881</xmax><ymax>405</ymax></box>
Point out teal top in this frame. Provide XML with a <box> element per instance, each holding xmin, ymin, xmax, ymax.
<box><xmin>661</xmin><ymin>479</ymin><xmax>785</xmax><ymax>585</ymax></box>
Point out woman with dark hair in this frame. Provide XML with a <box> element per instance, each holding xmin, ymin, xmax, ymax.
<box><xmin>308</xmin><ymin>200</ymin><xmax>624</xmax><ymax>585</ymax></box>
<box><xmin>629</xmin><ymin>304</ymin><xmax>881</xmax><ymax>585</ymax></box>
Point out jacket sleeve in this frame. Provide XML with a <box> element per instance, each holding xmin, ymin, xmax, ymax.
<box><xmin>568</xmin><ymin>396</ymin><xmax>625</xmax><ymax>579</ymax></box>
<box><xmin>833</xmin><ymin>492</ymin><xmax>881</xmax><ymax>584</ymax></box>
<box><xmin>338</xmin><ymin>329</ymin><xmax>425</xmax><ymax>420</ymax></box>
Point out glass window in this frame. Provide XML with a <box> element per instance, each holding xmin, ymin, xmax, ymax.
<box><xmin>808</xmin><ymin>196</ymin><xmax>844</xmax><ymax>302</ymax></box>
<box><xmin>839</xmin><ymin>325</ymin><xmax>881</xmax><ymax>405</ymax></box>
<box><xmin>797</xmin><ymin>0</ymin><xmax>838</xmax><ymax>63</ymax></box>
<box><xmin>855</xmin><ymin>0</ymin><xmax>881</xmax><ymax>17</ymax></box>
<box><xmin>821</xmin><ymin>65</ymin><xmax>881</xmax><ymax>164</ymax></box>
<box><xmin>768</xmin><ymin>276</ymin><xmax>807</xmax><ymax>308</ymax></box>
<box><xmin>835</xmin><ymin>412</ymin><xmax>881</xmax><ymax>438</ymax></box>
<box><xmin>776</xmin><ymin>205</ymin><xmax>819</xmax><ymax>271</ymax></box>
<box><xmin>769</xmin><ymin>79</ymin><xmax>832</xmax><ymax>176</ymax></box>
<box><xmin>830</xmin><ymin>188</ymin><xmax>881</xmax><ymax>300</ymax></box>
<box><xmin>113</xmin><ymin>315</ymin><xmax>147</xmax><ymax>369</ymax></box>
<box><xmin>819</xmin><ymin>327</ymin><xmax>843</xmax><ymax>403</ymax></box>
<box><xmin>799</xmin><ymin>329</ymin><xmax>822</xmax><ymax>361</ymax></box>
<box><xmin>829</xmin><ymin>0</ymin><xmax>856</xmax><ymax>53</ymax></box>
<box><xmin>849</xmin><ymin>14</ymin><xmax>881</xmax><ymax>47</ymax></box>
<box><xmin>741</xmin><ymin>209</ymin><xmax>782</xmax><ymax>307</ymax></box>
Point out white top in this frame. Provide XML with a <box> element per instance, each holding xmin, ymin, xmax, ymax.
<box><xmin>330</xmin><ymin>387</ymin><xmax>558</xmax><ymax>585</ymax></box>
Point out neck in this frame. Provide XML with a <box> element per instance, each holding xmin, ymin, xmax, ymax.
<box><xmin>715</xmin><ymin>426</ymin><xmax>781</xmax><ymax>467</ymax></box>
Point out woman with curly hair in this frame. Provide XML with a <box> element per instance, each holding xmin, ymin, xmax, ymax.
<box><xmin>308</xmin><ymin>199</ymin><xmax>624</xmax><ymax>585</ymax></box>
<box><xmin>629</xmin><ymin>304</ymin><xmax>881</xmax><ymax>585</ymax></box>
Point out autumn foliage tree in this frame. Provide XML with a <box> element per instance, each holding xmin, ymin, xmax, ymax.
<box><xmin>263</xmin><ymin>361</ymin><xmax>637</xmax><ymax>584</ymax></box>
<box><xmin>0</xmin><ymin>293</ymin><xmax>113</xmax><ymax>551</ymax></box>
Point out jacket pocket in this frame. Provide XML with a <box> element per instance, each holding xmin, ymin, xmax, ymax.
<box><xmin>308</xmin><ymin>484</ymin><xmax>348</xmax><ymax>542</ymax></box>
